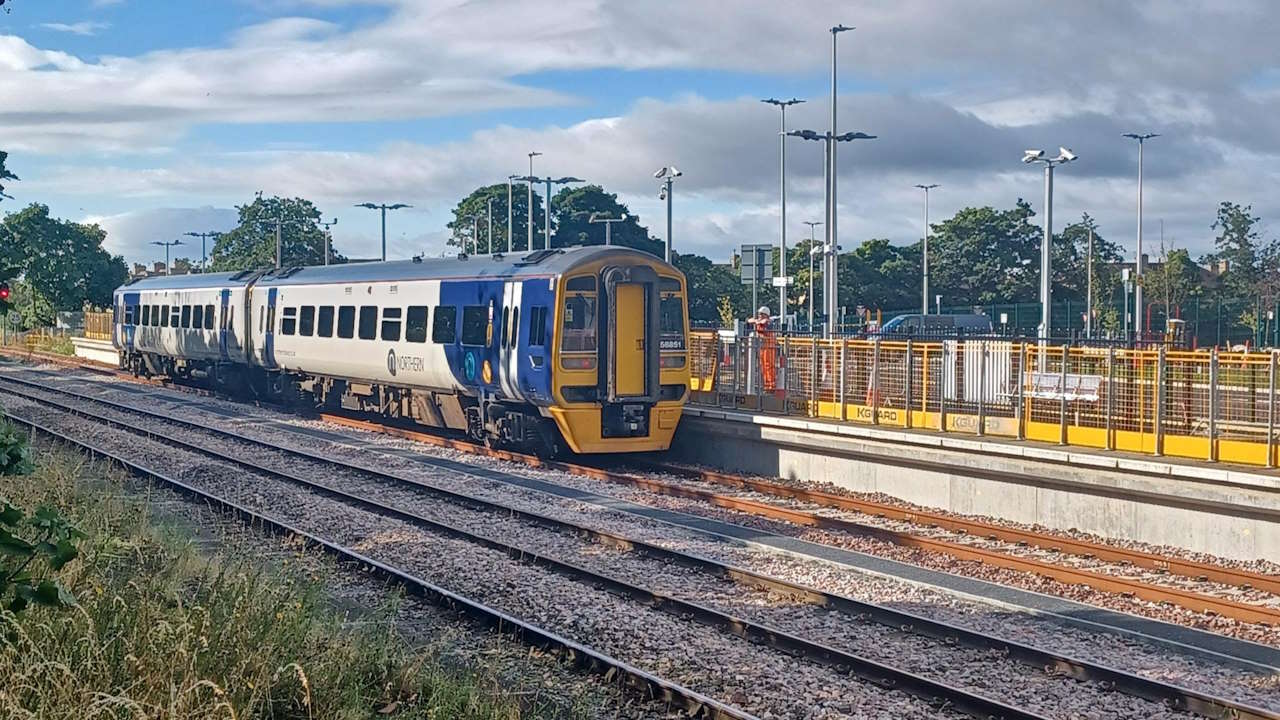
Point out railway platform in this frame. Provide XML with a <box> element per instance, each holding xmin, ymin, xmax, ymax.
<box><xmin>682</xmin><ymin>332</ymin><xmax>1280</xmax><ymax>562</ymax></box>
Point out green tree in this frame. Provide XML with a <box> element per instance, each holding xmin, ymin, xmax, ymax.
<box><xmin>0</xmin><ymin>204</ymin><xmax>126</xmax><ymax>313</ymax></box>
<box><xmin>928</xmin><ymin>200</ymin><xmax>1041</xmax><ymax>305</ymax></box>
<box><xmin>1205</xmin><ymin>201</ymin><xmax>1261</xmax><ymax>305</ymax></box>
<box><xmin>446</xmin><ymin>184</ymin><xmax>545</xmax><ymax>254</ymax></box>
<box><xmin>1053</xmin><ymin>214</ymin><xmax>1124</xmax><ymax>306</ymax></box>
<box><xmin>550</xmin><ymin>185</ymin><xmax>662</xmax><ymax>255</ymax></box>
<box><xmin>209</xmin><ymin>196</ymin><xmax>341</xmax><ymax>271</ymax></box>
<box><xmin>673</xmin><ymin>253</ymin><xmax>750</xmax><ymax>325</ymax></box>
<box><xmin>837</xmin><ymin>238</ymin><xmax>920</xmax><ymax>312</ymax></box>
<box><xmin>0</xmin><ymin>151</ymin><xmax>18</xmax><ymax>202</ymax></box>
<box><xmin>1143</xmin><ymin>245</ymin><xmax>1201</xmax><ymax>327</ymax></box>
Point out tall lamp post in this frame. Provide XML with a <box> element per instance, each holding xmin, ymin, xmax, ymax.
<box><xmin>803</xmin><ymin>220</ymin><xmax>822</xmax><ymax>329</ymax></box>
<box><xmin>354</xmin><ymin>202</ymin><xmax>411</xmax><ymax>261</ymax></box>
<box><xmin>1021</xmin><ymin>147</ymin><xmax>1078</xmax><ymax>343</ymax></box>
<box><xmin>588</xmin><ymin>212</ymin><xmax>628</xmax><ymax>246</ymax></box>
<box><xmin>913</xmin><ymin>184</ymin><xmax>938</xmax><ymax>315</ymax></box>
<box><xmin>151</xmin><ymin>239</ymin><xmax>182</xmax><ymax>275</ymax></box>
<box><xmin>654</xmin><ymin>166</ymin><xmax>682</xmax><ymax>263</ymax></box>
<box><xmin>763</xmin><ymin>97</ymin><xmax>805</xmax><ymax>322</ymax></box>
<box><xmin>318</xmin><ymin>218</ymin><xmax>337</xmax><ymax>265</ymax></box>
<box><xmin>183</xmin><ymin>231</ymin><xmax>222</xmax><ymax>271</ymax></box>
<box><xmin>828</xmin><ymin>24</ymin><xmax>854</xmax><ymax>333</ymax></box>
<box><xmin>1123</xmin><ymin>132</ymin><xmax>1159</xmax><ymax>338</ymax></box>
<box><xmin>534</xmin><ymin>176</ymin><xmax>583</xmax><ymax>250</ymax></box>
<box><xmin>787</xmin><ymin>128</ymin><xmax>875</xmax><ymax>335</ymax></box>
<box><xmin>486</xmin><ymin>196</ymin><xmax>494</xmax><ymax>254</ymax></box>
<box><xmin>526</xmin><ymin>151</ymin><xmax>542</xmax><ymax>251</ymax></box>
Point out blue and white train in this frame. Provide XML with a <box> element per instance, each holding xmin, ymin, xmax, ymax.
<box><xmin>111</xmin><ymin>246</ymin><xmax>690</xmax><ymax>454</ymax></box>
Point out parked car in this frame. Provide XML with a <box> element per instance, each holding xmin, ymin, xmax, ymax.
<box><xmin>877</xmin><ymin>313</ymin><xmax>993</xmax><ymax>336</ymax></box>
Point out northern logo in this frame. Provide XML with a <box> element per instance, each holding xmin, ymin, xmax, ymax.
<box><xmin>387</xmin><ymin>348</ymin><xmax>397</xmax><ymax>376</ymax></box>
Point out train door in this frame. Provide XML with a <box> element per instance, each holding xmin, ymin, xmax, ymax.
<box><xmin>601</xmin><ymin>266</ymin><xmax>660</xmax><ymax>437</ymax></box>
<box><xmin>263</xmin><ymin>287</ymin><xmax>278</xmax><ymax>368</ymax></box>
<box><xmin>218</xmin><ymin>289</ymin><xmax>231</xmax><ymax>360</ymax></box>
<box><xmin>499</xmin><ymin>280</ymin><xmax>524</xmax><ymax>401</ymax></box>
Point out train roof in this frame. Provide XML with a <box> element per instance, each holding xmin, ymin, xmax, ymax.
<box><xmin>115</xmin><ymin>246</ymin><xmax>672</xmax><ymax>294</ymax></box>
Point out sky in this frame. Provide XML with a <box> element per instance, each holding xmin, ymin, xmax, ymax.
<box><xmin>3</xmin><ymin>0</ymin><xmax>1280</xmax><ymax>269</ymax></box>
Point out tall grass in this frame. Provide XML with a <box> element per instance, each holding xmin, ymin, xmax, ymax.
<box><xmin>0</xmin><ymin>442</ymin><xmax>576</xmax><ymax>719</ymax></box>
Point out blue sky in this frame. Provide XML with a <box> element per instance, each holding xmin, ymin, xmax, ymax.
<box><xmin>3</xmin><ymin>1</ymin><xmax>1279</xmax><ymax>267</ymax></box>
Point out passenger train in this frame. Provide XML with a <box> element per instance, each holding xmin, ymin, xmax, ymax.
<box><xmin>111</xmin><ymin>246</ymin><xmax>690</xmax><ymax>455</ymax></box>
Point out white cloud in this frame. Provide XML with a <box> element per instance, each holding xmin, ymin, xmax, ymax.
<box><xmin>37</xmin><ymin>21</ymin><xmax>110</xmax><ymax>36</ymax></box>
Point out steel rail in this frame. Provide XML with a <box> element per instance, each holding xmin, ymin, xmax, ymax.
<box><xmin>1</xmin><ymin>373</ymin><xmax>1275</xmax><ymax>720</ymax></box>
<box><xmin>4</xmin><ymin>411</ymin><xmax>754</xmax><ymax>720</ymax></box>
<box><xmin>1</xmin><ymin>382</ymin><xmax>1054</xmax><ymax>720</ymax></box>
<box><xmin>633</xmin><ymin>459</ymin><xmax>1280</xmax><ymax>597</ymax></box>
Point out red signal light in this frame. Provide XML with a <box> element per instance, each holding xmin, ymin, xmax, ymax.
<box><xmin>0</xmin><ymin>284</ymin><xmax>9</xmax><ymax>301</ymax></box>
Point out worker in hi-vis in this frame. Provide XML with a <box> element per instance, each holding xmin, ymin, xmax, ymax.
<box><xmin>749</xmin><ymin>306</ymin><xmax>779</xmax><ymax>392</ymax></box>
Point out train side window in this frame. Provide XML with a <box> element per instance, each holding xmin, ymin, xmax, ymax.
<box><xmin>501</xmin><ymin>307</ymin><xmax>510</xmax><ymax>349</ymax></box>
<box><xmin>205</xmin><ymin>304</ymin><xmax>215</xmax><ymax>330</ymax></box>
<box><xmin>381</xmin><ymin>307</ymin><xmax>402</xmax><ymax>341</ymax></box>
<box><xmin>140</xmin><ymin>305</ymin><xmax>149</xmax><ymax>326</ymax></box>
<box><xmin>560</xmin><ymin>293</ymin><xmax>596</xmax><ymax>352</ymax></box>
<box><xmin>406</xmin><ymin>306</ymin><xmax>428</xmax><ymax>343</ymax></box>
<box><xmin>192</xmin><ymin>305</ymin><xmax>203</xmax><ymax>330</ymax></box>
<box><xmin>170</xmin><ymin>307</ymin><xmax>181</xmax><ymax>328</ymax></box>
<box><xmin>432</xmin><ymin>305</ymin><xmax>457</xmax><ymax>344</ymax></box>
<box><xmin>317</xmin><ymin>306</ymin><xmax>334</xmax><ymax>338</ymax></box>
<box><xmin>358</xmin><ymin>305</ymin><xmax>377</xmax><ymax>340</ymax></box>
<box><xmin>529</xmin><ymin>306</ymin><xmax>547</xmax><ymax>347</ymax></box>
<box><xmin>510</xmin><ymin>307</ymin><xmax>520</xmax><ymax>348</ymax></box>
<box><xmin>281</xmin><ymin>307</ymin><xmax>297</xmax><ymax>336</ymax></box>
<box><xmin>160</xmin><ymin>306</ymin><xmax>170</xmax><ymax>327</ymax></box>
<box><xmin>299</xmin><ymin>306</ymin><xmax>315</xmax><ymax>336</ymax></box>
<box><xmin>461</xmin><ymin>305</ymin><xmax>488</xmax><ymax>346</ymax></box>
<box><xmin>181</xmin><ymin>305</ymin><xmax>191</xmax><ymax>329</ymax></box>
<box><xmin>337</xmin><ymin>306</ymin><xmax>355</xmax><ymax>338</ymax></box>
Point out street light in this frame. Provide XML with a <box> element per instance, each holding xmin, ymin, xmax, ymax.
<box><xmin>763</xmin><ymin>97</ymin><xmax>805</xmax><ymax>322</ymax></box>
<box><xmin>913</xmin><ymin>184</ymin><xmax>939</xmax><ymax>315</ymax></box>
<box><xmin>151</xmin><ymin>239</ymin><xmax>182</xmax><ymax>275</ymax></box>
<box><xmin>1022</xmin><ymin>146</ymin><xmax>1078</xmax><ymax>343</ymax></box>
<box><xmin>787</xmin><ymin>128</ymin><xmax>875</xmax><ymax>335</ymax></box>
<box><xmin>467</xmin><ymin>214</ymin><xmax>482</xmax><ymax>255</ymax></box>
<box><xmin>318</xmin><ymin>218</ymin><xmax>337</xmax><ymax>266</ymax></box>
<box><xmin>655</xmin><ymin>166</ymin><xmax>682</xmax><ymax>264</ymax></box>
<box><xmin>355</xmin><ymin>202</ymin><xmax>411</xmax><ymax>262</ymax></box>
<box><xmin>1123</xmin><ymin>132</ymin><xmax>1159</xmax><ymax>338</ymax></box>
<box><xmin>535</xmin><ymin>176</ymin><xmax>583</xmax><ymax>250</ymax></box>
<box><xmin>829</xmin><ymin>24</ymin><xmax>854</xmax><ymax>334</ymax></box>
<box><xmin>527</xmin><ymin>151</ymin><xmax>542</xmax><ymax>250</ymax></box>
<box><xmin>183</xmin><ymin>231</ymin><xmax>222</xmax><ymax>271</ymax></box>
<box><xmin>588</xmin><ymin>211</ymin><xmax>628</xmax><ymax>246</ymax></box>
<box><xmin>804</xmin><ymin>220</ymin><xmax>823</xmax><ymax>330</ymax></box>
<box><xmin>486</xmin><ymin>196</ymin><xmax>494</xmax><ymax>254</ymax></box>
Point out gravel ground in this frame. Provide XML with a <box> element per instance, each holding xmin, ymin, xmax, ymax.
<box><xmin>6</xmin><ymin>394</ymin><xmax>985</xmax><ymax>720</ymax></box>
<box><xmin>7</xmin><ymin>368</ymin><xmax>1280</xmax><ymax>714</ymax></box>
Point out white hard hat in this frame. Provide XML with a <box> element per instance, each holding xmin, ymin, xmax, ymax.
<box><xmin>757</xmin><ymin>306</ymin><xmax>770</xmax><ymax>316</ymax></box>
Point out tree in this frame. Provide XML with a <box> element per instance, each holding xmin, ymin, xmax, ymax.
<box><xmin>446</xmin><ymin>184</ymin><xmax>544</xmax><ymax>254</ymax></box>
<box><xmin>550</xmin><ymin>185</ymin><xmax>662</xmax><ymax>255</ymax></box>
<box><xmin>928</xmin><ymin>200</ymin><xmax>1041</xmax><ymax>305</ymax></box>
<box><xmin>1206</xmin><ymin>201</ymin><xmax>1261</xmax><ymax>305</ymax></box>
<box><xmin>673</xmin><ymin>253</ymin><xmax>750</xmax><ymax>325</ymax></box>
<box><xmin>1143</xmin><ymin>245</ymin><xmax>1200</xmax><ymax>328</ymax></box>
<box><xmin>1053</xmin><ymin>214</ymin><xmax>1124</xmax><ymax>309</ymax></box>
<box><xmin>0</xmin><ymin>151</ymin><xmax>17</xmax><ymax>202</ymax></box>
<box><xmin>209</xmin><ymin>196</ymin><xmax>341</xmax><ymax>271</ymax></box>
<box><xmin>837</xmin><ymin>238</ymin><xmax>920</xmax><ymax>312</ymax></box>
<box><xmin>0</xmin><ymin>204</ymin><xmax>126</xmax><ymax>314</ymax></box>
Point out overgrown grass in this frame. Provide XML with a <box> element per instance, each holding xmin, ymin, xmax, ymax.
<box><xmin>29</xmin><ymin>334</ymin><xmax>75</xmax><ymax>355</ymax></box>
<box><xmin>0</xmin><ymin>442</ymin><xmax>575</xmax><ymax>719</ymax></box>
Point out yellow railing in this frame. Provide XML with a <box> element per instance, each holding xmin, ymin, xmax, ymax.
<box><xmin>688</xmin><ymin>330</ymin><xmax>1280</xmax><ymax>468</ymax></box>
<box><xmin>84</xmin><ymin>311</ymin><xmax>112</xmax><ymax>340</ymax></box>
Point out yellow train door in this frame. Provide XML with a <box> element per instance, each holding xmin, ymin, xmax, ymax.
<box><xmin>613</xmin><ymin>282</ymin><xmax>647</xmax><ymax>397</ymax></box>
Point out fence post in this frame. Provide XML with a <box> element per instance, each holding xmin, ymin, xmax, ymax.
<box><xmin>809</xmin><ymin>337</ymin><xmax>818</xmax><ymax>418</ymax></box>
<box><xmin>754</xmin><ymin>333</ymin><xmax>764</xmax><ymax>412</ymax></box>
<box><xmin>1208</xmin><ymin>348</ymin><xmax>1218</xmax><ymax>462</ymax></box>
<box><xmin>1268</xmin><ymin>350</ymin><xmax>1277</xmax><ymax>468</ymax></box>
<box><xmin>1058</xmin><ymin>343</ymin><xmax>1069</xmax><ymax>446</ymax></box>
<box><xmin>939</xmin><ymin>341</ymin><xmax>949</xmax><ymax>432</ymax></box>
<box><xmin>871</xmin><ymin>337</ymin><xmax>881</xmax><ymax>425</ymax></box>
<box><xmin>1016</xmin><ymin>343</ymin><xmax>1026</xmax><ymax>440</ymax></box>
<box><xmin>781</xmin><ymin>335</ymin><xmax>790</xmax><ymax>415</ymax></box>
<box><xmin>977</xmin><ymin>340</ymin><xmax>987</xmax><ymax>436</ymax></box>
<box><xmin>1154</xmin><ymin>345</ymin><xmax>1166</xmax><ymax>457</ymax></box>
<box><xmin>839</xmin><ymin>339</ymin><xmax>848</xmax><ymax>421</ymax></box>
<box><xmin>905</xmin><ymin>338</ymin><xmax>914</xmax><ymax>429</ymax></box>
<box><xmin>1106</xmin><ymin>346</ymin><xmax>1116</xmax><ymax>450</ymax></box>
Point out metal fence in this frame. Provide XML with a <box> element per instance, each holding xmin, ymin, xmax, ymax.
<box><xmin>688</xmin><ymin>330</ymin><xmax>1280</xmax><ymax>468</ymax></box>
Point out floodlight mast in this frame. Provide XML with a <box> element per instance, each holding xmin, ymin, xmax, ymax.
<box><xmin>1122</xmin><ymin>132</ymin><xmax>1159</xmax><ymax>338</ymax></box>
<box><xmin>764</xmin><ymin>97</ymin><xmax>805</xmax><ymax>321</ymax></box>
<box><xmin>1021</xmin><ymin>147</ymin><xmax>1078</xmax><ymax>350</ymax></box>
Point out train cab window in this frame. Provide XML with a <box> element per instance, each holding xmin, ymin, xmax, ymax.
<box><xmin>358</xmin><ymin>306</ymin><xmax>377</xmax><ymax>340</ymax></box>
<box><xmin>281</xmin><ymin>307</ymin><xmax>297</xmax><ymax>336</ymax></box>
<box><xmin>205</xmin><ymin>304</ymin><xmax>215</xmax><ymax>330</ymax></box>
<box><xmin>192</xmin><ymin>305</ymin><xmax>203</xmax><ymax>330</ymax></box>
<box><xmin>560</xmin><ymin>276</ymin><xmax>597</xmax><ymax>352</ymax></box>
<box><xmin>432</xmin><ymin>305</ymin><xmax>457</xmax><ymax>344</ymax></box>
<box><xmin>299</xmin><ymin>306</ymin><xmax>315</xmax><ymax>337</ymax></box>
<box><xmin>317</xmin><ymin>306</ymin><xmax>334</xmax><ymax>338</ymax></box>
<box><xmin>528</xmin><ymin>306</ymin><xmax>547</xmax><ymax>347</ymax></box>
<box><xmin>337</xmin><ymin>306</ymin><xmax>355</xmax><ymax>338</ymax></box>
<box><xmin>461</xmin><ymin>306</ymin><xmax>488</xmax><ymax>346</ymax></box>
<box><xmin>181</xmin><ymin>305</ymin><xmax>191</xmax><ymax>329</ymax></box>
<box><xmin>381</xmin><ymin>307</ymin><xmax>402</xmax><ymax>342</ymax></box>
<box><xmin>659</xmin><ymin>278</ymin><xmax>687</xmax><ymax>351</ymax></box>
<box><xmin>406</xmin><ymin>306</ymin><xmax>428</xmax><ymax>343</ymax></box>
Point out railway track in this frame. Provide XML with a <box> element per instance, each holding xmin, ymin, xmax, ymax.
<box><xmin>1</xmin><ymin>369</ymin><xmax>1276</xmax><ymax>719</ymax></box>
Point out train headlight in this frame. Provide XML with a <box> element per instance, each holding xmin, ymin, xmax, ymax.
<box><xmin>561</xmin><ymin>356</ymin><xmax>597</xmax><ymax>370</ymax></box>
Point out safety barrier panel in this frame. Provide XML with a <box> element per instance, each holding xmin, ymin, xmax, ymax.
<box><xmin>688</xmin><ymin>330</ymin><xmax>1280</xmax><ymax>468</ymax></box>
<box><xmin>83</xmin><ymin>311</ymin><xmax>112</xmax><ymax>340</ymax></box>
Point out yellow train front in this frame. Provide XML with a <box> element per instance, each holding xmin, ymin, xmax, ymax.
<box><xmin>545</xmin><ymin>247</ymin><xmax>690</xmax><ymax>453</ymax></box>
